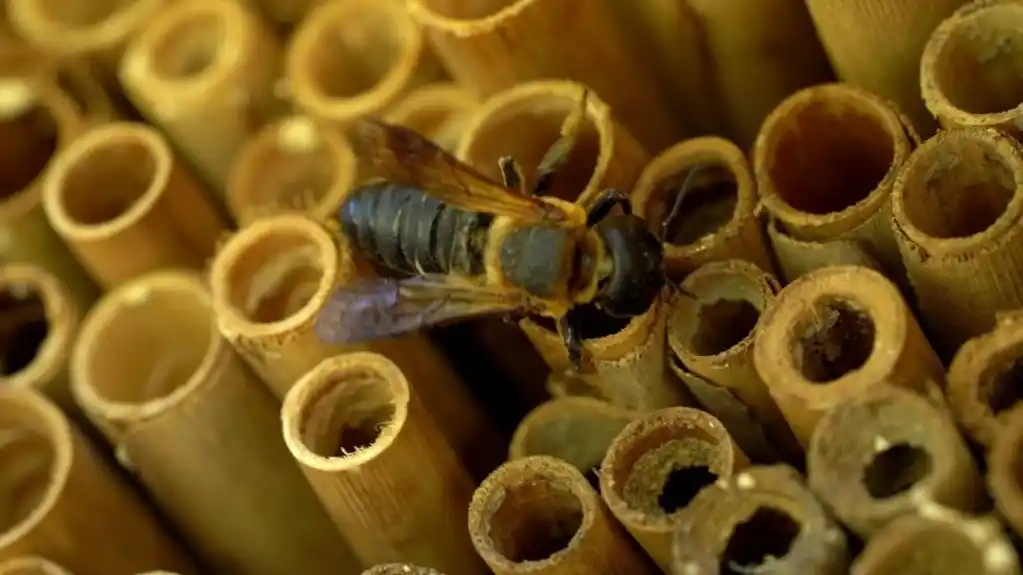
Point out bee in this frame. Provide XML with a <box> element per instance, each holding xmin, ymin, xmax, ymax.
<box><xmin>316</xmin><ymin>90</ymin><xmax>682</xmax><ymax>371</ymax></box>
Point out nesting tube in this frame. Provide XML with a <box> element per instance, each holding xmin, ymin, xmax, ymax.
<box><xmin>0</xmin><ymin>389</ymin><xmax>196</xmax><ymax>573</ymax></box>
<box><xmin>120</xmin><ymin>0</ymin><xmax>284</xmax><ymax>192</ymax></box>
<box><xmin>384</xmin><ymin>82</ymin><xmax>479</xmax><ymax>152</ymax></box>
<box><xmin>754</xmin><ymin>83</ymin><xmax>916</xmax><ymax>284</ymax></box>
<box><xmin>987</xmin><ymin>404</ymin><xmax>1023</xmax><ymax>539</ymax></box>
<box><xmin>282</xmin><ymin>352</ymin><xmax>485</xmax><ymax>574</ymax></box>
<box><xmin>807</xmin><ymin>385</ymin><xmax>984</xmax><ymax>538</ymax></box>
<box><xmin>892</xmin><ymin>127</ymin><xmax>1023</xmax><ymax>357</ymax></box>
<box><xmin>42</xmin><ymin>122</ymin><xmax>226</xmax><ymax>288</ymax></box>
<box><xmin>287</xmin><ymin>0</ymin><xmax>443</xmax><ymax>129</ymax></box>
<box><xmin>362</xmin><ymin>566</ymin><xmax>443</xmax><ymax>575</ymax></box>
<box><xmin>752</xmin><ymin>266</ymin><xmax>945</xmax><ymax>447</ymax></box>
<box><xmin>47</xmin><ymin>61</ymin><xmax>116</xmax><ymax>127</ymax></box>
<box><xmin>599</xmin><ymin>407</ymin><xmax>747</xmax><ymax>571</ymax></box>
<box><xmin>225</xmin><ymin>115</ymin><xmax>359</xmax><ymax>225</ymax></box>
<box><xmin>0</xmin><ymin>557</ymin><xmax>72</xmax><ymax>575</ymax></box>
<box><xmin>545</xmin><ymin>371</ymin><xmax>603</xmax><ymax>400</ymax></box>
<box><xmin>672</xmin><ymin>465</ymin><xmax>849</xmax><ymax>575</ymax></box>
<box><xmin>668</xmin><ymin>260</ymin><xmax>801</xmax><ymax>461</ymax></box>
<box><xmin>70</xmin><ymin>271</ymin><xmax>360</xmax><ymax>575</ymax></box>
<box><xmin>631</xmin><ymin>137</ymin><xmax>774</xmax><ymax>280</ymax></box>
<box><xmin>469</xmin><ymin>455</ymin><xmax>657</xmax><ymax>575</ymax></box>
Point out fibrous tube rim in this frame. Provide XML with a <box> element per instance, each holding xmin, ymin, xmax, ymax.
<box><xmin>0</xmin><ymin>555</ymin><xmax>73</xmax><ymax>575</ymax></box>
<box><xmin>0</xmin><ymin>264</ymin><xmax>73</xmax><ymax>392</ymax></box>
<box><xmin>407</xmin><ymin>0</ymin><xmax>543</xmax><ymax>34</ymax></box>
<box><xmin>7</xmin><ymin>0</ymin><xmax>164</xmax><ymax>51</ymax></box>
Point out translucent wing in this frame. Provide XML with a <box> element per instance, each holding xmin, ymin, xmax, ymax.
<box><xmin>353</xmin><ymin>118</ymin><xmax>569</xmax><ymax>223</ymax></box>
<box><xmin>315</xmin><ymin>274</ymin><xmax>536</xmax><ymax>344</ymax></box>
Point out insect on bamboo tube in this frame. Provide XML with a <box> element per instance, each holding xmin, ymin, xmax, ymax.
<box><xmin>226</xmin><ymin>115</ymin><xmax>358</xmax><ymax>225</ymax></box>
<box><xmin>807</xmin><ymin>385</ymin><xmax>984</xmax><ymax>538</ymax></box>
<box><xmin>599</xmin><ymin>407</ymin><xmax>748</xmax><ymax>571</ymax></box>
<box><xmin>362</xmin><ymin>566</ymin><xmax>444</xmax><ymax>575</ymax></box>
<box><xmin>667</xmin><ymin>260</ymin><xmax>802</xmax><ymax>462</ymax></box>
<box><xmin>0</xmin><ymin>557</ymin><xmax>72</xmax><ymax>575</ymax></box>
<box><xmin>41</xmin><ymin>122</ymin><xmax>226</xmax><ymax>288</ymax></box>
<box><xmin>754</xmin><ymin>83</ymin><xmax>916</xmax><ymax>284</ymax></box>
<box><xmin>921</xmin><ymin>0</ymin><xmax>1023</xmax><ymax>138</ymax></box>
<box><xmin>891</xmin><ymin>127</ymin><xmax>1023</xmax><ymax>357</ymax></box>
<box><xmin>120</xmin><ymin>0</ymin><xmax>284</xmax><ymax>193</ymax></box>
<box><xmin>752</xmin><ymin>265</ymin><xmax>945</xmax><ymax>447</ymax></box>
<box><xmin>672</xmin><ymin>465</ymin><xmax>849</xmax><ymax>575</ymax></box>
<box><xmin>282</xmin><ymin>352</ymin><xmax>486</xmax><ymax>574</ymax></box>
<box><xmin>631</xmin><ymin>137</ymin><xmax>774</xmax><ymax>280</ymax></box>
<box><xmin>986</xmin><ymin>405</ymin><xmax>1023</xmax><ymax>540</ymax></box>
<box><xmin>0</xmin><ymin>389</ymin><xmax>197</xmax><ymax>574</ymax></box>
<box><xmin>70</xmin><ymin>271</ymin><xmax>360</xmax><ymax>575</ymax></box>
<box><xmin>384</xmin><ymin>82</ymin><xmax>479</xmax><ymax>153</ymax></box>
<box><xmin>287</xmin><ymin>0</ymin><xmax>443</xmax><ymax>131</ymax></box>
<box><xmin>469</xmin><ymin>455</ymin><xmax>657</xmax><ymax>575</ymax></box>
<box><xmin>851</xmin><ymin>504</ymin><xmax>1020</xmax><ymax>575</ymax></box>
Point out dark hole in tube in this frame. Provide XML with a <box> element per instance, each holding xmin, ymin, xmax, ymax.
<box><xmin>532</xmin><ymin>303</ymin><xmax>632</xmax><ymax>340</ymax></box>
<box><xmin>0</xmin><ymin>103</ymin><xmax>59</xmax><ymax>201</ymax></box>
<box><xmin>488</xmin><ymin>481</ymin><xmax>584</xmax><ymax>562</ymax></box>
<box><xmin>986</xmin><ymin>357</ymin><xmax>1023</xmax><ymax>415</ymax></box>
<box><xmin>720</xmin><ymin>506</ymin><xmax>800</xmax><ymax>574</ymax></box>
<box><xmin>692</xmin><ymin>298</ymin><xmax>760</xmax><ymax>356</ymax></box>
<box><xmin>0</xmin><ymin>290</ymin><xmax>48</xmax><ymax>376</ymax></box>
<box><xmin>658</xmin><ymin>465</ymin><xmax>717</xmax><ymax>513</ymax></box>
<box><xmin>656</xmin><ymin>164</ymin><xmax>738</xmax><ymax>246</ymax></box>
<box><xmin>863</xmin><ymin>443</ymin><xmax>933</xmax><ymax>499</ymax></box>
<box><xmin>796</xmin><ymin>299</ymin><xmax>876</xmax><ymax>383</ymax></box>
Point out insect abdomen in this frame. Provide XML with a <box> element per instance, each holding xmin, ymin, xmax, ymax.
<box><xmin>340</xmin><ymin>181</ymin><xmax>491</xmax><ymax>276</ymax></box>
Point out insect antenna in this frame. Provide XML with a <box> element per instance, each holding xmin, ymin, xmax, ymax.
<box><xmin>658</xmin><ymin>164</ymin><xmax>707</xmax><ymax>301</ymax></box>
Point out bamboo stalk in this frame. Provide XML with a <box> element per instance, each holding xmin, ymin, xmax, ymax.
<box><xmin>766</xmin><ymin>216</ymin><xmax>884</xmax><ymax>283</ymax></box>
<box><xmin>752</xmin><ymin>265</ymin><xmax>945</xmax><ymax>447</ymax></box>
<box><xmin>41</xmin><ymin>122</ymin><xmax>227</xmax><ymax>288</ymax></box>
<box><xmin>239</xmin><ymin>0</ymin><xmax>321</xmax><ymax>30</ymax></box>
<box><xmin>362</xmin><ymin>566</ymin><xmax>443</xmax><ymax>575</ymax></box>
<box><xmin>70</xmin><ymin>270</ymin><xmax>360</xmax><ymax>575</ymax></box>
<box><xmin>0</xmin><ymin>557</ymin><xmax>72</xmax><ymax>575</ymax></box>
<box><xmin>384</xmin><ymin>82</ymin><xmax>479</xmax><ymax>153</ymax></box>
<box><xmin>469</xmin><ymin>455</ymin><xmax>657</xmax><ymax>575</ymax></box>
<box><xmin>983</xmin><ymin>404</ymin><xmax>1023</xmax><ymax>540</ymax></box>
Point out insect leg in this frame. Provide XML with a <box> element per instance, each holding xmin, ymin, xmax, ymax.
<box><xmin>532</xmin><ymin>88</ymin><xmax>590</xmax><ymax>196</ymax></box>
<box><xmin>498</xmin><ymin>156</ymin><xmax>527</xmax><ymax>195</ymax></box>
<box><xmin>661</xmin><ymin>164</ymin><xmax>705</xmax><ymax>242</ymax></box>
<box><xmin>559</xmin><ymin>314</ymin><xmax>584</xmax><ymax>372</ymax></box>
<box><xmin>586</xmin><ymin>187</ymin><xmax>632</xmax><ymax>226</ymax></box>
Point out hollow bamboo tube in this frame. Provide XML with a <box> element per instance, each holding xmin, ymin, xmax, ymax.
<box><xmin>0</xmin><ymin>389</ymin><xmax>197</xmax><ymax>573</ymax></box>
<box><xmin>807</xmin><ymin>384</ymin><xmax>984</xmax><ymax>538</ymax></box>
<box><xmin>282</xmin><ymin>352</ymin><xmax>485</xmax><ymax>574</ymax></box>
<box><xmin>599</xmin><ymin>407</ymin><xmax>748</xmax><ymax>571</ymax></box>
<box><xmin>806</xmin><ymin>0</ymin><xmax>968</xmax><ymax>135</ymax></box>
<box><xmin>672</xmin><ymin>465</ymin><xmax>849</xmax><ymax>575</ymax></box>
<box><xmin>545</xmin><ymin>371</ymin><xmax>602</xmax><ymax>400</ymax></box>
<box><xmin>287</xmin><ymin>0</ymin><xmax>443</xmax><ymax>130</ymax></box>
<box><xmin>754</xmin><ymin>83</ymin><xmax>916</xmax><ymax>284</ymax></box>
<box><xmin>766</xmin><ymin>216</ymin><xmax>884</xmax><ymax>283</ymax></box>
<box><xmin>225</xmin><ymin>114</ymin><xmax>358</xmax><ymax>226</ymax></box>
<box><xmin>893</xmin><ymin>128</ymin><xmax>1023</xmax><ymax>356</ymax></box>
<box><xmin>470</xmin><ymin>455</ymin><xmax>656</xmax><ymax>575</ymax></box>
<box><xmin>667</xmin><ymin>260</ymin><xmax>802</xmax><ymax>461</ymax></box>
<box><xmin>921</xmin><ymin>0</ymin><xmax>1023</xmax><ymax>138</ymax></box>
<box><xmin>0</xmin><ymin>557</ymin><xmax>71</xmax><ymax>575</ymax></box>
<box><xmin>70</xmin><ymin>271</ymin><xmax>360</xmax><ymax>575</ymax></box>
<box><xmin>363</xmin><ymin>566</ymin><xmax>443</xmax><ymax>575</ymax></box>
<box><xmin>851</xmin><ymin>505</ymin><xmax>1020</xmax><ymax>575</ymax></box>
<box><xmin>384</xmin><ymin>82</ymin><xmax>479</xmax><ymax>153</ymax></box>
<box><xmin>239</xmin><ymin>0</ymin><xmax>319</xmax><ymax>30</ymax></box>
<box><xmin>41</xmin><ymin>122</ymin><xmax>226</xmax><ymax>288</ymax></box>
<box><xmin>752</xmin><ymin>265</ymin><xmax>946</xmax><ymax>447</ymax></box>
<box><xmin>208</xmin><ymin>213</ymin><xmax>500</xmax><ymax>478</ymax></box>
<box><xmin>984</xmin><ymin>405</ymin><xmax>1023</xmax><ymax>541</ymax></box>
<box><xmin>631</xmin><ymin>137</ymin><xmax>774</xmax><ymax>280</ymax></box>
<box><xmin>119</xmin><ymin>0</ymin><xmax>284</xmax><ymax>193</ymax></box>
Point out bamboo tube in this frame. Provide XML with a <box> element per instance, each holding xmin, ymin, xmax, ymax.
<box><xmin>225</xmin><ymin>114</ymin><xmax>358</xmax><ymax>225</ymax></box>
<box><xmin>986</xmin><ymin>404</ymin><xmax>1023</xmax><ymax>539</ymax></box>
<box><xmin>0</xmin><ymin>388</ymin><xmax>196</xmax><ymax>573</ymax></box>
<box><xmin>631</xmin><ymin>137</ymin><xmax>774</xmax><ymax>280</ymax></box>
<box><xmin>545</xmin><ymin>371</ymin><xmax>603</xmax><ymax>400</ymax></box>
<box><xmin>384</xmin><ymin>82</ymin><xmax>479</xmax><ymax>153</ymax></box>
<box><xmin>766</xmin><ymin>216</ymin><xmax>884</xmax><ymax>283</ymax></box>
<box><xmin>667</xmin><ymin>260</ymin><xmax>802</xmax><ymax>461</ymax></box>
<box><xmin>921</xmin><ymin>0</ymin><xmax>1023</xmax><ymax>138</ymax></box>
<box><xmin>685</xmin><ymin>0</ymin><xmax>834</xmax><ymax>147</ymax></box>
<box><xmin>892</xmin><ymin>127</ymin><xmax>1023</xmax><ymax>356</ymax></box>
<box><xmin>851</xmin><ymin>505</ymin><xmax>1020</xmax><ymax>575</ymax></box>
<box><xmin>70</xmin><ymin>271</ymin><xmax>360</xmax><ymax>575</ymax></box>
<box><xmin>672</xmin><ymin>465</ymin><xmax>849</xmax><ymax>575</ymax></box>
<box><xmin>362</xmin><ymin>566</ymin><xmax>442</xmax><ymax>575</ymax></box>
<box><xmin>806</xmin><ymin>0</ymin><xmax>968</xmax><ymax>135</ymax></box>
<box><xmin>48</xmin><ymin>60</ymin><xmax>116</xmax><ymax>127</ymax></box>
<box><xmin>754</xmin><ymin>83</ymin><xmax>916</xmax><ymax>285</ymax></box>
<box><xmin>752</xmin><ymin>265</ymin><xmax>946</xmax><ymax>447</ymax></box>
<box><xmin>208</xmin><ymin>213</ymin><xmax>501</xmax><ymax>477</ymax></box>
<box><xmin>119</xmin><ymin>0</ymin><xmax>284</xmax><ymax>193</ymax></box>
<box><xmin>41</xmin><ymin>122</ymin><xmax>226</xmax><ymax>288</ymax></box>
<box><xmin>807</xmin><ymin>384</ymin><xmax>984</xmax><ymax>538</ymax></box>
<box><xmin>287</xmin><ymin>0</ymin><xmax>443</xmax><ymax>131</ymax></box>
<box><xmin>0</xmin><ymin>557</ymin><xmax>71</xmax><ymax>575</ymax></box>
<box><xmin>470</xmin><ymin>455</ymin><xmax>656</xmax><ymax>575</ymax></box>
<box><xmin>282</xmin><ymin>352</ymin><xmax>485</xmax><ymax>574</ymax></box>
<box><xmin>599</xmin><ymin>407</ymin><xmax>748</xmax><ymax>571</ymax></box>
<box><xmin>239</xmin><ymin>0</ymin><xmax>320</xmax><ymax>30</ymax></box>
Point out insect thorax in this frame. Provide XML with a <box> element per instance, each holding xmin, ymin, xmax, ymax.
<box><xmin>497</xmin><ymin>224</ymin><xmax>577</xmax><ymax>300</ymax></box>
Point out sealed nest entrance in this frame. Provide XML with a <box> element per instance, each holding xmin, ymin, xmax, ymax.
<box><xmin>151</xmin><ymin>10</ymin><xmax>226</xmax><ymax>81</ymax></box>
<box><xmin>692</xmin><ymin>298</ymin><xmax>760</xmax><ymax>356</ymax></box>
<box><xmin>793</xmin><ymin>298</ymin><xmax>876</xmax><ymax>383</ymax></box>
<box><xmin>0</xmin><ymin>288</ymin><xmax>48</xmax><ymax>376</ymax></box>
<box><xmin>652</xmin><ymin>164</ymin><xmax>738</xmax><ymax>246</ymax></box>
<box><xmin>60</xmin><ymin>139</ymin><xmax>157</xmax><ymax>226</ymax></box>
<box><xmin>720</xmin><ymin>506</ymin><xmax>800</xmax><ymax>575</ymax></box>
<box><xmin>621</xmin><ymin>434</ymin><xmax>722</xmax><ymax>518</ymax></box>
<box><xmin>488</xmin><ymin>479</ymin><xmax>584</xmax><ymax>562</ymax></box>
<box><xmin>0</xmin><ymin>100</ymin><xmax>58</xmax><ymax>200</ymax></box>
<box><xmin>300</xmin><ymin>371</ymin><xmax>397</xmax><ymax>458</ymax></box>
<box><xmin>863</xmin><ymin>442</ymin><xmax>932</xmax><ymax>499</ymax></box>
<box><xmin>225</xmin><ymin>229</ymin><xmax>324</xmax><ymax>324</ymax></box>
<box><xmin>0</xmin><ymin>429</ymin><xmax>54</xmax><ymax>536</ymax></box>
<box><xmin>983</xmin><ymin>355</ymin><xmax>1023</xmax><ymax>415</ymax></box>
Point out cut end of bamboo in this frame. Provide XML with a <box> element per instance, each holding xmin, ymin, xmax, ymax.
<box><xmin>384</xmin><ymin>82</ymin><xmax>478</xmax><ymax>152</ymax></box>
<box><xmin>986</xmin><ymin>405</ymin><xmax>1023</xmax><ymax>539</ymax></box>
<box><xmin>406</xmin><ymin>0</ymin><xmax>532</xmax><ymax>33</ymax></box>
<box><xmin>361</xmin><ymin>565</ymin><xmax>443</xmax><ymax>575</ymax></box>
<box><xmin>0</xmin><ymin>557</ymin><xmax>72</xmax><ymax>575</ymax></box>
<box><xmin>7</xmin><ymin>0</ymin><xmax>162</xmax><ymax>56</ymax></box>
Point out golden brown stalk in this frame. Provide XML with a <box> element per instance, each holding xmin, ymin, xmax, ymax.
<box><xmin>987</xmin><ymin>404</ymin><xmax>1023</xmax><ymax>539</ymax></box>
<box><xmin>0</xmin><ymin>388</ymin><xmax>197</xmax><ymax>573</ymax></box>
<box><xmin>631</xmin><ymin>137</ymin><xmax>774</xmax><ymax>280</ymax></box>
<box><xmin>600</xmin><ymin>407</ymin><xmax>748</xmax><ymax>571</ymax></box>
<box><xmin>766</xmin><ymin>217</ymin><xmax>884</xmax><ymax>283</ymax></box>
<box><xmin>282</xmin><ymin>352</ymin><xmax>485</xmax><ymax>574</ymax></box>
<box><xmin>807</xmin><ymin>385</ymin><xmax>984</xmax><ymax>538</ymax></box>
<box><xmin>754</xmin><ymin>83</ymin><xmax>916</xmax><ymax>284</ymax></box>
<box><xmin>406</xmin><ymin>0</ymin><xmax>680</xmax><ymax>151</ymax></box>
<box><xmin>225</xmin><ymin>114</ymin><xmax>358</xmax><ymax>225</ymax></box>
<box><xmin>70</xmin><ymin>271</ymin><xmax>360</xmax><ymax>575</ymax></box>
<box><xmin>806</xmin><ymin>0</ymin><xmax>968</xmax><ymax>134</ymax></box>
<box><xmin>41</xmin><ymin>122</ymin><xmax>226</xmax><ymax>288</ymax></box>
<box><xmin>0</xmin><ymin>557</ymin><xmax>72</xmax><ymax>575</ymax></box>
<box><xmin>752</xmin><ymin>265</ymin><xmax>945</xmax><ymax>447</ymax></box>
<box><xmin>470</xmin><ymin>455</ymin><xmax>657</xmax><ymax>575</ymax></box>
<box><xmin>120</xmin><ymin>0</ymin><xmax>284</xmax><ymax>193</ymax></box>
<box><xmin>362</xmin><ymin>566</ymin><xmax>443</xmax><ymax>575</ymax></box>
<box><xmin>384</xmin><ymin>82</ymin><xmax>479</xmax><ymax>152</ymax></box>
<box><xmin>892</xmin><ymin>127</ymin><xmax>1023</xmax><ymax>356</ymax></box>
<box><xmin>672</xmin><ymin>465</ymin><xmax>849</xmax><ymax>575</ymax></box>
<box><xmin>667</xmin><ymin>260</ymin><xmax>802</xmax><ymax>461</ymax></box>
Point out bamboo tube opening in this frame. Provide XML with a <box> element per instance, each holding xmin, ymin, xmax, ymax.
<box><xmin>793</xmin><ymin>297</ymin><xmax>877</xmax><ymax>383</ymax></box>
<box><xmin>25</xmin><ymin>1</ymin><xmax>119</xmax><ymax>26</ymax></box>
<box><xmin>982</xmin><ymin>351</ymin><xmax>1023</xmax><ymax>418</ymax></box>
<box><xmin>0</xmin><ymin>556</ymin><xmax>71</xmax><ymax>575</ymax></box>
<box><xmin>0</xmin><ymin>84</ymin><xmax>59</xmax><ymax>202</ymax></box>
<box><xmin>0</xmin><ymin>287</ymin><xmax>46</xmax><ymax>377</ymax></box>
<box><xmin>412</xmin><ymin>0</ymin><xmax>518</xmax><ymax>21</ymax></box>
<box><xmin>147</xmin><ymin>9</ymin><xmax>225</xmax><ymax>82</ymax></box>
<box><xmin>672</xmin><ymin>276</ymin><xmax>764</xmax><ymax>358</ymax></box>
<box><xmin>720</xmin><ymin>506</ymin><xmax>802</xmax><ymax>572</ymax></box>
<box><xmin>644</xmin><ymin>163</ymin><xmax>738</xmax><ymax>248</ymax></box>
<box><xmin>862</xmin><ymin>444</ymin><xmax>932</xmax><ymax>498</ymax></box>
<box><xmin>989</xmin><ymin>406</ymin><xmax>1023</xmax><ymax>539</ymax></box>
<box><xmin>0</xmin><ymin>266</ymin><xmax>72</xmax><ymax>392</ymax></box>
